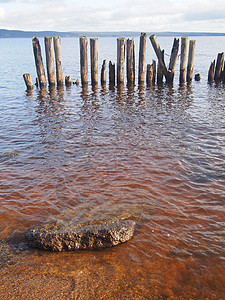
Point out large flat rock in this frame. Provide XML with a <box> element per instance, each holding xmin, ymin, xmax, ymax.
<box><xmin>26</xmin><ymin>220</ymin><xmax>135</xmax><ymax>251</ymax></box>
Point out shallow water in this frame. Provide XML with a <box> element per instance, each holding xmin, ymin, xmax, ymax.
<box><xmin>0</xmin><ymin>36</ymin><xmax>225</xmax><ymax>299</ymax></box>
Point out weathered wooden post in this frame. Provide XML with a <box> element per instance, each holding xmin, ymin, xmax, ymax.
<box><xmin>195</xmin><ymin>73</ymin><xmax>200</xmax><ymax>81</ymax></box>
<box><xmin>65</xmin><ymin>76</ymin><xmax>71</xmax><ymax>87</ymax></box>
<box><xmin>101</xmin><ymin>59</ymin><xmax>107</xmax><ymax>86</ymax></box>
<box><xmin>157</xmin><ymin>58</ymin><xmax>164</xmax><ymax>84</ymax></box>
<box><xmin>179</xmin><ymin>37</ymin><xmax>188</xmax><ymax>85</ymax></box>
<box><xmin>109</xmin><ymin>61</ymin><xmax>115</xmax><ymax>86</ymax></box>
<box><xmin>150</xmin><ymin>35</ymin><xmax>168</xmax><ymax>80</ymax></box>
<box><xmin>152</xmin><ymin>59</ymin><xmax>156</xmax><ymax>84</ymax></box>
<box><xmin>23</xmin><ymin>73</ymin><xmax>33</xmax><ymax>90</ymax></box>
<box><xmin>167</xmin><ymin>38</ymin><xmax>179</xmax><ymax>84</ymax></box>
<box><xmin>117</xmin><ymin>38</ymin><xmax>125</xmax><ymax>85</ymax></box>
<box><xmin>53</xmin><ymin>36</ymin><xmax>63</xmax><ymax>86</ymax></box>
<box><xmin>32</xmin><ymin>37</ymin><xmax>46</xmax><ymax>89</ymax></box>
<box><xmin>223</xmin><ymin>61</ymin><xmax>225</xmax><ymax>83</ymax></box>
<box><xmin>146</xmin><ymin>64</ymin><xmax>154</xmax><ymax>86</ymax></box>
<box><xmin>133</xmin><ymin>43</ymin><xmax>136</xmax><ymax>83</ymax></box>
<box><xmin>157</xmin><ymin>50</ymin><xmax>165</xmax><ymax>85</ymax></box>
<box><xmin>80</xmin><ymin>36</ymin><xmax>88</xmax><ymax>87</ymax></box>
<box><xmin>214</xmin><ymin>52</ymin><xmax>224</xmax><ymax>82</ymax></box>
<box><xmin>44</xmin><ymin>36</ymin><xmax>55</xmax><ymax>87</ymax></box>
<box><xmin>208</xmin><ymin>60</ymin><xmax>215</xmax><ymax>83</ymax></box>
<box><xmin>127</xmin><ymin>38</ymin><xmax>135</xmax><ymax>85</ymax></box>
<box><xmin>186</xmin><ymin>40</ymin><xmax>196</xmax><ymax>83</ymax></box>
<box><xmin>90</xmin><ymin>38</ymin><xmax>98</xmax><ymax>87</ymax></box>
<box><xmin>138</xmin><ymin>33</ymin><xmax>146</xmax><ymax>85</ymax></box>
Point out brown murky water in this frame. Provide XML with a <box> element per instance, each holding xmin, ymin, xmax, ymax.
<box><xmin>0</xmin><ymin>37</ymin><xmax>225</xmax><ymax>299</ymax></box>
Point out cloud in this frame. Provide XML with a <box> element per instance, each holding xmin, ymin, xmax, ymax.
<box><xmin>0</xmin><ymin>7</ymin><xmax>5</xmax><ymax>19</ymax></box>
<box><xmin>0</xmin><ymin>0</ymin><xmax>225</xmax><ymax>32</ymax></box>
<box><xmin>184</xmin><ymin>12</ymin><xmax>225</xmax><ymax>22</ymax></box>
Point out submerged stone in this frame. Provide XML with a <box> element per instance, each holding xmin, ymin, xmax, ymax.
<box><xmin>26</xmin><ymin>220</ymin><xmax>135</xmax><ymax>252</ymax></box>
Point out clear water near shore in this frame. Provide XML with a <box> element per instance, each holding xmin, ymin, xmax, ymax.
<box><xmin>0</xmin><ymin>36</ymin><xmax>225</xmax><ymax>299</ymax></box>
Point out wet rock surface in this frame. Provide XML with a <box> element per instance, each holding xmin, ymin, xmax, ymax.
<box><xmin>26</xmin><ymin>220</ymin><xmax>135</xmax><ymax>251</ymax></box>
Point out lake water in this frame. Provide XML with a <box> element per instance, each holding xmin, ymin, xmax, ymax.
<box><xmin>0</xmin><ymin>36</ymin><xmax>225</xmax><ymax>299</ymax></box>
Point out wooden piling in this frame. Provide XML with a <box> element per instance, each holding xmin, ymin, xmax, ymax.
<box><xmin>101</xmin><ymin>59</ymin><xmax>107</xmax><ymax>86</ymax></box>
<box><xmin>44</xmin><ymin>37</ymin><xmax>55</xmax><ymax>87</ymax></box>
<box><xmin>32</xmin><ymin>37</ymin><xmax>46</xmax><ymax>89</ymax></box>
<box><xmin>23</xmin><ymin>73</ymin><xmax>33</xmax><ymax>90</ymax></box>
<box><xmin>138</xmin><ymin>33</ymin><xmax>147</xmax><ymax>85</ymax></box>
<box><xmin>152</xmin><ymin>60</ymin><xmax>156</xmax><ymax>84</ymax></box>
<box><xmin>146</xmin><ymin>64</ymin><xmax>154</xmax><ymax>87</ymax></box>
<box><xmin>208</xmin><ymin>60</ymin><xmax>215</xmax><ymax>83</ymax></box>
<box><xmin>195</xmin><ymin>73</ymin><xmax>200</xmax><ymax>81</ymax></box>
<box><xmin>214</xmin><ymin>52</ymin><xmax>224</xmax><ymax>82</ymax></box>
<box><xmin>65</xmin><ymin>76</ymin><xmax>71</xmax><ymax>87</ymax></box>
<box><xmin>127</xmin><ymin>38</ymin><xmax>135</xmax><ymax>85</ymax></box>
<box><xmin>109</xmin><ymin>61</ymin><xmax>115</xmax><ymax>86</ymax></box>
<box><xmin>156</xmin><ymin>50</ymin><xmax>165</xmax><ymax>85</ymax></box>
<box><xmin>117</xmin><ymin>38</ymin><xmax>125</xmax><ymax>85</ymax></box>
<box><xmin>179</xmin><ymin>37</ymin><xmax>188</xmax><ymax>85</ymax></box>
<box><xmin>90</xmin><ymin>38</ymin><xmax>98</xmax><ymax>86</ymax></box>
<box><xmin>166</xmin><ymin>38</ymin><xmax>179</xmax><ymax>84</ymax></box>
<box><xmin>223</xmin><ymin>61</ymin><xmax>225</xmax><ymax>83</ymax></box>
<box><xmin>53</xmin><ymin>36</ymin><xmax>63</xmax><ymax>86</ymax></box>
<box><xmin>80</xmin><ymin>36</ymin><xmax>88</xmax><ymax>86</ymax></box>
<box><xmin>186</xmin><ymin>40</ymin><xmax>196</xmax><ymax>83</ymax></box>
<box><xmin>157</xmin><ymin>62</ymin><xmax>163</xmax><ymax>85</ymax></box>
<box><xmin>133</xmin><ymin>43</ymin><xmax>136</xmax><ymax>83</ymax></box>
<box><xmin>150</xmin><ymin>35</ymin><xmax>168</xmax><ymax>79</ymax></box>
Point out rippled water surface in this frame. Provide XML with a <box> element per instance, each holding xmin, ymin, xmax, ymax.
<box><xmin>0</xmin><ymin>36</ymin><xmax>225</xmax><ymax>299</ymax></box>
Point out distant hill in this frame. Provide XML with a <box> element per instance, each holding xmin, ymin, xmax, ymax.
<box><xmin>0</xmin><ymin>29</ymin><xmax>225</xmax><ymax>38</ymax></box>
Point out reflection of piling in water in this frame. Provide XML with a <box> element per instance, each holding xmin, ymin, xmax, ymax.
<box><xmin>44</xmin><ymin>37</ymin><xmax>55</xmax><ymax>87</ymax></box>
<box><xmin>32</xmin><ymin>37</ymin><xmax>46</xmax><ymax>89</ymax></box>
<box><xmin>117</xmin><ymin>38</ymin><xmax>125</xmax><ymax>86</ymax></box>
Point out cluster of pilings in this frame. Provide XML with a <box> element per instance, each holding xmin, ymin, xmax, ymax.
<box><xmin>208</xmin><ymin>52</ymin><xmax>225</xmax><ymax>83</ymax></box>
<box><xmin>23</xmin><ymin>36</ymin><xmax>71</xmax><ymax>91</ymax></box>
<box><xmin>79</xmin><ymin>34</ymin><xmax>197</xmax><ymax>89</ymax></box>
<box><xmin>23</xmin><ymin>33</ymin><xmax>197</xmax><ymax>91</ymax></box>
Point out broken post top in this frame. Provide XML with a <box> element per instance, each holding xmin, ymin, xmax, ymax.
<box><xmin>32</xmin><ymin>36</ymin><xmax>39</xmax><ymax>43</ymax></box>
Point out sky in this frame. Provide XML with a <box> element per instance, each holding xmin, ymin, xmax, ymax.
<box><xmin>0</xmin><ymin>0</ymin><xmax>225</xmax><ymax>32</ymax></box>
